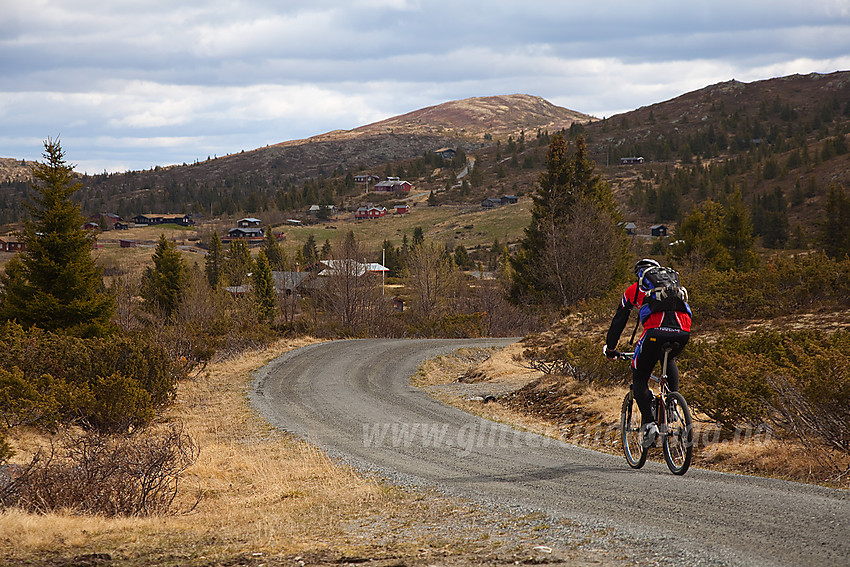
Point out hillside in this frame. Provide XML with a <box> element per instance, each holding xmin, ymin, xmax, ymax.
<box><xmin>1</xmin><ymin>73</ymin><xmax>848</xmax><ymax>247</ymax></box>
<box><xmin>0</xmin><ymin>158</ymin><xmax>31</xmax><ymax>184</ymax></box>
<box><xmin>578</xmin><ymin>71</ymin><xmax>850</xmax><ymax>232</ymax></box>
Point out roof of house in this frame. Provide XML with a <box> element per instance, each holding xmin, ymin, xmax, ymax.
<box><xmin>228</xmin><ymin>227</ymin><xmax>264</xmax><ymax>236</ymax></box>
<box><xmin>318</xmin><ymin>260</ymin><xmax>389</xmax><ymax>277</ymax></box>
<box><xmin>135</xmin><ymin>213</ymin><xmax>189</xmax><ymax>219</ymax></box>
<box><xmin>272</xmin><ymin>271</ymin><xmax>311</xmax><ymax>290</ymax></box>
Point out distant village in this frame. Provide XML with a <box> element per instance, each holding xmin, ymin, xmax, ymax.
<box><xmin>0</xmin><ymin>149</ymin><xmax>659</xmax><ymax>254</ymax></box>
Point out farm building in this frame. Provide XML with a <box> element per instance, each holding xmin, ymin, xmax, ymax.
<box><xmin>355</xmin><ymin>206</ymin><xmax>387</xmax><ymax>219</ymax></box>
<box><xmin>131</xmin><ymin>213</ymin><xmax>193</xmax><ymax>226</ymax></box>
<box><xmin>620</xmin><ymin>156</ymin><xmax>645</xmax><ymax>165</ymax></box>
<box><xmin>373</xmin><ymin>178</ymin><xmax>413</xmax><ymax>193</ymax></box>
<box><xmin>228</xmin><ymin>227</ymin><xmax>265</xmax><ymax>238</ymax></box>
<box><xmin>237</xmin><ymin>217</ymin><xmax>262</xmax><ymax>228</ymax></box>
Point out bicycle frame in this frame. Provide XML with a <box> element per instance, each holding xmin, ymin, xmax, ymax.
<box><xmin>614</xmin><ymin>344</ymin><xmax>693</xmax><ymax>474</ymax></box>
<box><xmin>620</xmin><ymin>347</ymin><xmax>675</xmax><ymax>434</ymax></box>
<box><xmin>651</xmin><ymin>347</ymin><xmax>674</xmax><ymax>437</ymax></box>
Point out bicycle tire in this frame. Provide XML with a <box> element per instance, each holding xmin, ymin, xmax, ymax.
<box><xmin>662</xmin><ymin>391</ymin><xmax>693</xmax><ymax>475</ymax></box>
<box><xmin>621</xmin><ymin>390</ymin><xmax>647</xmax><ymax>468</ymax></box>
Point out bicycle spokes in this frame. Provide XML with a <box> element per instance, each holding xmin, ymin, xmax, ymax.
<box><xmin>662</xmin><ymin>392</ymin><xmax>693</xmax><ymax>475</ymax></box>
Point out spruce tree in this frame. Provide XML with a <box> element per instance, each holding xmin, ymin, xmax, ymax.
<box><xmin>252</xmin><ymin>251</ymin><xmax>277</xmax><ymax>323</ymax></box>
<box><xmin>509</xmin><ymin>133</ymin><xmax>626</xmax><ymax>307</ymax></box>
<box><xmin>140</xmin><ymin>234</ymin><xmax>187</xmax><ymax>316</ymax></box>
<box><xmin>262</xmin><ymin>230</ymin><xmax>286</xmax><ymax>271</ymax></box>
<box><xmin>0</xmin><ymin>139</ymin><xmax>115</xmax><ymax>337</ymax></box>
<box><xmin>722</xmin><ymin>190</ymin><xmax>759</xmax><ymax>271</ymax></box>
<box><xmin>225</xmin><ymin>239</ymin><xmax>253</xmax><ymax>286</ymax></box>
<box><xmin>820</xmin><ymin>182</ymin><xmax>850</xmax><ymax>259</ymax></box>
<box><xmin>205</xmin><ymin>231</ymin><xmax>224</xmax><ymax>289</ymax></box>
<box><xmin>301</xmin><ymin>234</ymin><xmax>318</xmax><ymax>264</ymax></box>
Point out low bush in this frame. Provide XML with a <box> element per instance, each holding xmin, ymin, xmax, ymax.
<box><xmin>687</xmin><ymin>253</ymin><xmax>850</xmax><ymax>320</ymax></box>
<box><xmin>519</xmin><ymin>328</ymin><xmax>850</xmax><ymax>467</ymax></box>
<box><xmin>0</xmin><ymin>323</ymin><xmax>183</xmax><ymax>435</ymax></box>
<box><xmin>678</xmin><ymin>339</ymin><xmax>775</xmax><ymax>429</ymax></box>
<box><xmin>680</xmin><ymin>329</ymin><xmax>850</xmax><ymax>453</ymax></box>
<box><xmin>519</xmin><ymin>336</ymin><xmax>631</xmax><ymax>386</ymax></box>
<box><xmin>0</xmin><ymin>424</ymin><xmax>198</xmax><ymax>516</ymax></box>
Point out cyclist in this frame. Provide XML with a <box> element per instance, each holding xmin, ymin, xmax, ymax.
<box><xmin>604</xmin><ymin>258</ymin><xmax>692</xmax><ymax>448</ymax></box>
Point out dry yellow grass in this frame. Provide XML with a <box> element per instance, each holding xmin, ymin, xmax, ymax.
<box><xmin>3</xmin><ymin>334</ymin><xmax>844</xmax><ymax>564</ymax></box>
<box><xmin>0</xmin><ymin>337</ymin><xmax>391</xmax><ymax>563</ymax></box>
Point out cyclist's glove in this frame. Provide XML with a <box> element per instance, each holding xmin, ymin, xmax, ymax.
<box><xmin>603</xmin><ymin>345</ymin><xmax>618</xmax><ymax>359</ymax></box>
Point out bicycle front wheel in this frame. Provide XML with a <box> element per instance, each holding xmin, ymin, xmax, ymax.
<box><xmin>662</xmin><ymin>392</ymin><xmax>693</xmax><ymax>475</ymax></box>
<box><xmin>621</xmin><ymin>390</ymin><xmax>647</xmax><ymax>468</ymax></box>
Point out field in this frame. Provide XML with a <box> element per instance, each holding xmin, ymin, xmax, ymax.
<box><xmin>0</xmin><ymin>199</ymin><xmax>531</xmax><ymax>276</ymax></box>
<box><xmin>273</xmin><ymin>200</ymin><xmax>531</xmax><ymax>260</ymax></box>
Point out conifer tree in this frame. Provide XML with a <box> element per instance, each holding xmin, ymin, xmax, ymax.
<box><xmin>205</xmin><ymin>231</ymin><xmax>224</xmax><ymax>289</ymax></box>
<box><xmin>510</xmin><ymin>133</ymin><xmax>626</xmax><ymax>307</ymax></box>
<box><xmin>141</xmin><ymin>234</ymin><xmax>187</xmax><ymax>316</ymax></box>
<box><xmin>820</xmin><ymin>182</ymin><xmax>850</xmax><ymax>259</ymax></box>
<box><xmin>0</xmin><ymin>139</ymin><xmax>115</xmax><ymax>337</ymax></box>
<box><xmin>262</xmin><ymin>229</ymin><xmax>287</xmax><ymax>271</ymax></box>
<box><xmin>674</xmin><ymin>200</ymin><xmax>731</xmax><ymax>269</ymax></box>
<box><xmin>301</xmin><ymin>234</ymin><xmax>318</xmax><ymax>264</ymax></box>
<box><xmin>722</xmin><ymin>190</ymin><xmax>759</xmax><ymax>270</ymax></box>
<box><xmin>225</xmin><ymin>239</ymin><xmax>253</xmax><ymax>286</ymax></box>
<box><xmin>673</xmin><ymin>195</ymin><xmax>759</xmax><ymax>271</ymax></box>
<box><xmin>252</xmin><ymin>250</ymin><xmax>277</xmax><ymax>323</ymax></box>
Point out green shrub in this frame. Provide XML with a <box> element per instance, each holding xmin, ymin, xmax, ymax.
<box><xmin>0</xmin><ymin>323</ymin><xmax>182</xmax><ymax>433</ymax></box>
<box><xmin>687</xmin><ymin>253</ymin><xmax>850</xmax><ymax>320</ymax></box>
<box><xmin>408</xmin><ymin>313</ymin><xmax>487</xmax><ymax>338</ymax></box>
<box><xmin>679</xmin><ymin>340</ymin><xmax>775</xmax><ymax>429</ymax></box>
<box><xmin>0</xmin><ymin>367</ymin><xmax>83</xmax><ymax>430</ymax></box>
<box><xmin>680</xmin><ymin>329</ymin><xmax>850</xmax><ymax>445</ymax></box>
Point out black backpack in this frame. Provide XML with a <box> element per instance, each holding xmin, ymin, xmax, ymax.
<box><xmin>635</xmin><ymin>266</ymin><xmax>689</xmax><ymax>314</ymax></box>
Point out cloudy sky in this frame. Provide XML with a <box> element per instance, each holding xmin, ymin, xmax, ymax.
<box><xmin>2</xmin><ymin>1</ymin><xmax>849</xmax><ymax>174</ymax></box>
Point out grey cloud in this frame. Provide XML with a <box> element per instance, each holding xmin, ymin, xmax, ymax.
<box><xmin>1</xmin><ymin>0</ymin><xmax>848</xmax><ymax>171</ymax></box>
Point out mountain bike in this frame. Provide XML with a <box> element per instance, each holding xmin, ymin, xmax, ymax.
<box><xmin>610</xmin><ymin>344</ymin><xmax>693</xmax><ymax>475</ymax></box>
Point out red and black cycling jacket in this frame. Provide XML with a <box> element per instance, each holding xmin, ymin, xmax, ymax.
<box><xmin>605</xmin><ymin>282</ymin><xmax>692</xmax><ymax>351</ymax></box>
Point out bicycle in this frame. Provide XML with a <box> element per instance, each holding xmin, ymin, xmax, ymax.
<box><xmin>610</xmin><ymin>343</ymin><xmax>694</xmax><ymax>475</ymax></box>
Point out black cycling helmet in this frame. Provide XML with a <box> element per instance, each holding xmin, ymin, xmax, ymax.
<box><xmin>634</xmin><ymin>258</ymin><xmax>661</xmax><ymax>278</ymax></box>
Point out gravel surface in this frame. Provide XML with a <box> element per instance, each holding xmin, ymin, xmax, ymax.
<box><xmin>250</xmin><ymin>338</ymin><xmax>850</xmax><ymax>567</ymax></box>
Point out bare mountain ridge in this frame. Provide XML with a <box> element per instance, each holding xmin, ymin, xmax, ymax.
<box><xmin>274</xmin><ymin>94</ymin><xmax>595</xmax><ymax>148</ymax></box>
<box><xmin>0</xmin><ymin>94</ymin><xmax>593</xmax><ymax>192</ymax></box>
<box><xmin>0</xmin><ymin>158</ymin><xmax>32</xmax><ymax>184</ymax></box>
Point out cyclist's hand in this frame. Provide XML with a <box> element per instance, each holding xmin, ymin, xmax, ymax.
<box><xmin>603</xmin><ymin>345</ymin><xmax>618</xmax><ymax>359</ymax></box>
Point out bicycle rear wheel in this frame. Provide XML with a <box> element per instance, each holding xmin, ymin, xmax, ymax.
<box><xmin>621</xmin><ymin>390</ymin><xmax>647</xmax><ymax>468</ymax></box>
<box><xmin>662</xmin><ymin>392</ymin><xmax>693</xmax><ymax>475</ymax></box>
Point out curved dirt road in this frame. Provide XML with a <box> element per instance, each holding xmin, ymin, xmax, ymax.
<box><xmin>250</xmin><ymin>338</ymin><xmax>850</xmax><ymax>567</ymax></box>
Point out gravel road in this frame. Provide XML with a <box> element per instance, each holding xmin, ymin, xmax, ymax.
<box><xmin>250</xmin><ymin>338</ymin><xmax>850</xmax><ymax>567</ymax></box>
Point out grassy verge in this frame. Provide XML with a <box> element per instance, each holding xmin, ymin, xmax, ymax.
<box><xmin>1</xmin><ymin>337</ymin><xmax>387</xmax><ymax>564</ymax></box>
